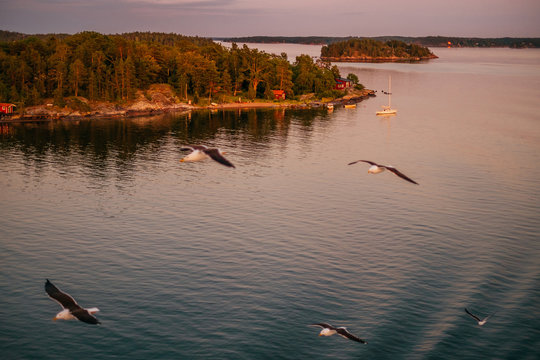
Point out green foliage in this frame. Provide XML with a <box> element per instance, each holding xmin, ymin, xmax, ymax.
<box><xmin>66</xmin><ymin>97</ymin><xmax>91</xmax><ymax>112</ymax></box>
<box><xmin>247</xmin><ymin>83</ymin><xmax>256</xmax><ymax>100</ymax></box>
<box><xmin>53</xmin><ymin>88</ymin><xmax>65</xmax><ymax>107</ymax></box>
<box><xmin>346</xmin><ymin>73</ymin><xmax>359</xmax><ymax>85</ymax></box>
<box><xmin>0</xmin><ymin>31</ymin><xmax>345</xmax><ymax>106</ymax></box>
<box><xmin>292</xmin><ymin>55</ymin><xmax>338</xmax><ymax>97</ymax></box>
<box><xmin>318</xmin><ymin>89</ymin><xmax>343</xmax><ymax>99</ymax></box>
<box><xmin>321</xmin><ymin>38</ymin><xmax>435</xmax><ymax>60</ymax></box>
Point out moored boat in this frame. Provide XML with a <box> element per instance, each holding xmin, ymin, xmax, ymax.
<box><xmin>376</xmin><ymin>76</ymin><xmax>396</xmax><ymax>115</ymax></box>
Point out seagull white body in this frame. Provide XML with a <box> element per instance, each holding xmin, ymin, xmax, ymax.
<box><xmin>319</xmin><ymin>327</ymin><xmax>338</xmax><ymax>336</ymax></box>
<box><xmin>54</xmin><ymin>307</ymin><xmax>100</xmax><ymax>321</ymax></box>
<box><xmin>180</xmin><ymin>145</ymin><xmax>235</xmax><ymax>168</ymax></box>
<box><xmin>181</xmin><ymin>149</ymin><xmax>209</xmax><ymax>162</ymax></box>
<box><xmin>348</xmin><ymin>159</ymin><xmax>418</xmax><ymax>185</ymax></box>
<box><xmin>465</xmin><ymin>308</ymin><xmax>494</xmax><ymax>326</ymax></box>
<box><xmin>367</xmin><ymin>164</ymin><xmax>385</xmax><ymax>174</ymax></box>
<box><xmin>310</xmin><ymin>323</ymin><xmax>367</xmax><ymax>344</ymax></box>
<box><xmin>45</xmin><ymin>279</ymin><xmax>101</xmax><ymax>324</ymax></box>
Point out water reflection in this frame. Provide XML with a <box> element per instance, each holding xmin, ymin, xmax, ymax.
<box><xmin>0</xmin><ymin>108</ymin><xmax>331</xmax><ymax>173</ymax></box>
<box><xmin>2</xmin><ymin>47</ymin><xmax>540</xmax><ymax>359</ymax></box>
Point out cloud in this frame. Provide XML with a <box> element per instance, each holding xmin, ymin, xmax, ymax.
<box><xmin>120</xmin><ymin>0</ymin><xmax>235</xmax><ymax>7</ymax></box>
<box><xmin>1</xmin><ymin>0</ymin><xmax>538</xmax><ymax>37</ymax></box>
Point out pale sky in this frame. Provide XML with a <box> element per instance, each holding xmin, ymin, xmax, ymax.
<box><xmin>1</xmin><ymin>0</ymin><xmax>539</xmax><ymax>37</ymax></box>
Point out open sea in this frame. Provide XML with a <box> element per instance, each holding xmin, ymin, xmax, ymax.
<box><xmin>1</xmin><ymin>46</ymin><xmax>539</xmax><ymax>359</ymax></box>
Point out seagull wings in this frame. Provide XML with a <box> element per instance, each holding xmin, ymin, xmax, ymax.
<box><xmin>348</xmin><ymin>160</ymin><xmax>377</xmax><ymax>166</ymax></box>
<box><xmin>71</xmin><ymin>308</ymin><xmax>100</xmax><ymax>324</ymax></box>
<box><xmin>45</xmin><ymin>279</ymin><xmax>79</xmax><ymax>310</ymax></box>
<box><xmin>310</xmin><ymin>322</ymin><xmax>336</xmax><ymax>330</ymax></box>
<box><xmin>45</xmin><ymin>279</ymin><xmax>100</xmax><ymax>325</ymax></box>
<box><xmin>347</xmin><ymin>159</ymin><xmax>419</xmax><ymax>184</ymax></box>
<box><xmin>336</xmin><ymin>327</ymin><xmax>367</xmax><ymax>344</ymax></box>
<box><xmin>383</xmin><ymin>166</ymin><xmax>419</xmax><ymax>185</ymax></box>
<box><xmin>203</xmin><ymin>148</ymin><xmax>235</xmax><ymax>168</ymax></box>
<box><xmin>464</xmin><ymin>308</ymin><xmax>482</xmax><ymax>322</ymax></box>
<box><xmin>180</xmin><ymin>145</ymin><xmax>207</xmax><ymax>151</ymax></box>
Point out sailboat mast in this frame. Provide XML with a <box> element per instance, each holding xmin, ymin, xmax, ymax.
<box><xmin>388</xmin><ymin>75</ymin><xmax>392</xmax><ymax>108</ymax></box>
<box><xmin>376</xmin><ymin>75</ymin><xmax>396</xmax><ymax>115</ymax></box>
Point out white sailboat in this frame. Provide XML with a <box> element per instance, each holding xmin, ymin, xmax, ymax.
<box><xmin>376</xmin><ymin>76</ymin><xmax>397</xmax><ymax>115</ymax></box>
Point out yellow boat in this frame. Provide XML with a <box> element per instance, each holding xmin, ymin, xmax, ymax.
<box><xmin>344</xmin><ymin>104</ymin><xmax>356</xmax><ymax>109</ymax></box>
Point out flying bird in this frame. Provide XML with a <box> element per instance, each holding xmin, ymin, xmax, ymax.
<box><xmin>180</xmin><ymin>145</ymin><xmax>235</xmax><ymax>168</ymax></box>
<box><xmin>348</xmin><ymin>160</ymin><xmax>418</xmax><ymax>185</ymax></box>
<box><xmin>310</xmin><ymin>323</ymin><xmax>367</xmax><ymax>344</ymax></box>
<box><xmin>45</xmin><ymin>279</ymin><xmax>100</xmax><ymax>325</ymax></box>
<box><xmin>465</xmin><ymin>308</ymin><xmax>494</xmax><ymax>326</ymax></box>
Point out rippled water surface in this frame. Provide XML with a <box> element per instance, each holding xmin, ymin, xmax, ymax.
<box><xmin>1</xmin><ymin>48</ymin><xmax>540</xmax><ymax>359</ymax></box>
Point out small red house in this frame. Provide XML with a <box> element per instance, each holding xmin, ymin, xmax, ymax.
<box><xmin>0</xmin><ymin>103</ymin><xmax>16</xmax><ymax>115</ymax></box>
<box><xmin>272</xmin><ymin>90</ymin><xmax>286</xmax><ymax>100</ymax></box>
<box><xmin>334</xmin><ymin>78</ymin><xmax>353</xmax><ymax>90</ymax></box>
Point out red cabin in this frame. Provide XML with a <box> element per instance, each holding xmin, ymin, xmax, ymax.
<box><xmin>334</xmin><ymin>78</ymin><xmax>353</xmax><ymax>90</ymax></box>
<box><xmin>0</xmin><ymin>103</ymin><xmax>16</xmax><ymax>115</ymax></box>
<box><xmin>272</xmin><ymin>90</ymin><xmax>286</xmax><ymax>100</ymax></box>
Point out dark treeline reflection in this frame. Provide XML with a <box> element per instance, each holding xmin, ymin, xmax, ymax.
<box><xmin>1</xmin><ymin>108</ymin><xmax>330</xmax><ymax>172</ymax></box>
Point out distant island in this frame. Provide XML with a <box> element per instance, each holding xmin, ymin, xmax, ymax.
<box><xmin>219</xmin><ymin>35</ymin><xmax>540</xmax><ymax>49</ymax></box>
<box><xmin>320</xmin><ymin>39</ymin><xmax>438</xmax><ymax>62</ymax></box>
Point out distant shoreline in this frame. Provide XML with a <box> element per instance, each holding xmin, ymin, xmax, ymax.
<box><xmin>219</xmin><ymin>36</ymin><xmax>540</xmax><ymax>49</ymax></box>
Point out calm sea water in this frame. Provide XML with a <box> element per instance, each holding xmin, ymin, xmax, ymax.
<box><xmin>1</xmin><ymin>47</ymin><xmax>539</xmax><ymax>360</ymax></box>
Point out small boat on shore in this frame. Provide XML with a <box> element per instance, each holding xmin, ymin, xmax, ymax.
<box><xmin>344</xmin><ymin>104</ymin><xmax>356</xmax><ymax>109</ymax></box>
<box><xmin>376</xmin><ymin>76</ymin><xmax>397</xmax><ymax>115</ymax></box>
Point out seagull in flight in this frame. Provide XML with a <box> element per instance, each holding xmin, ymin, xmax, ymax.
<box><xmin>310</xmin><ymin>323</ymin><xmax>367</xmax><ymax>344</ymax></box>
<box><xmin>465</xmin><ymin>308</ymin><xmax>495</xmax><ymax>326</ymax></box>
<box><xmin>348</xmin><ymin>160</ymin><xmax>418</xmax><ymax>185</ymax></box>
<box><xmin>45</xmin><ymin>279</ymin><xmax>100</xmax><ymax>325</ymax></box>
<box><xmin>180</xmin><ymin>145</ymin><xmax>235</xmax><ymax>168</ymax></box>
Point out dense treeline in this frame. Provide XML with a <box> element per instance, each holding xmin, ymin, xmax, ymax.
<box><xmin>320</xmin><ymin>39</ymin><xmax>436</xmax><ymax>60</ymax></box>
<box><xmin>222</xmin><ymin>35</ymin><xmax>540</xmax><ymax>48</ymax></box>
<box><xmin>219</xmin><ymin>36</ymin><xmax>356</xmax><ymax>45</ymax></box>
<box><xmin>0</xmin><ymin>31</ymin><xmax>342</xmax><ymax>107</ymax></box>
<box><xmin>418</xmin><ymin>36</ymin><xmax>540</xmax><ymax>48</ymax></box>
<box><xmin>0</xmin><ymin>30</ymin><xmax>70</xmax><ymax>43</ymax></box>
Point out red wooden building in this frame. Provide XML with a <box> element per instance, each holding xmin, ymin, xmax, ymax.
<box><xmin>0</xmin><ymin>103</ymin><xmax>16</xmax><ymax>115</ymax></box>
<box><xmin>272</xmin><ymin>90</ymin><xmax>286</xmax><ymax>100</ymax></box>
<box><xmin>334</xmin><ymin>78</ymin><xmax>353</xmax><ymax>90</ymax></box>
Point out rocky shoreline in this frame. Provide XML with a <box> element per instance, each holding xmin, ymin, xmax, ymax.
<box><xmin>1</xmin><ymin>85</ymin><xmax>376</xmax><ymax>122</ymax></box>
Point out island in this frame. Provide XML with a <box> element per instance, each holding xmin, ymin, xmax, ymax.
<box><xmin>0</xmin><ymin>31</ymin><xmax>377</xmax><ymax>121</ymax></box>
<box><xmin>320</xmin><ymin>38</ymin><xmax>438</xmax><ymax>62</ymax></box>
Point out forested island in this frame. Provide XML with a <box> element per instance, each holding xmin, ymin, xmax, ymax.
<box><xmin>0</xmin><ymin>31</ymin><xmax>374</xmax><ymax>120</ymax></box>
<box><xmin>221</xmin><ymin>35</ymin><xmax>540</xmax><ymax>48</ymax></box>
<box><xmin>320</xmin><ymin>38</ymin><xmax>438</xmax><ymax>62</ymax></box>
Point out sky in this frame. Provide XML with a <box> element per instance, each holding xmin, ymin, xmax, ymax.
<box><xmin>1</xmin><ymin>0</ymin><xmax>539</xmax><ymax>38</ymax></box>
